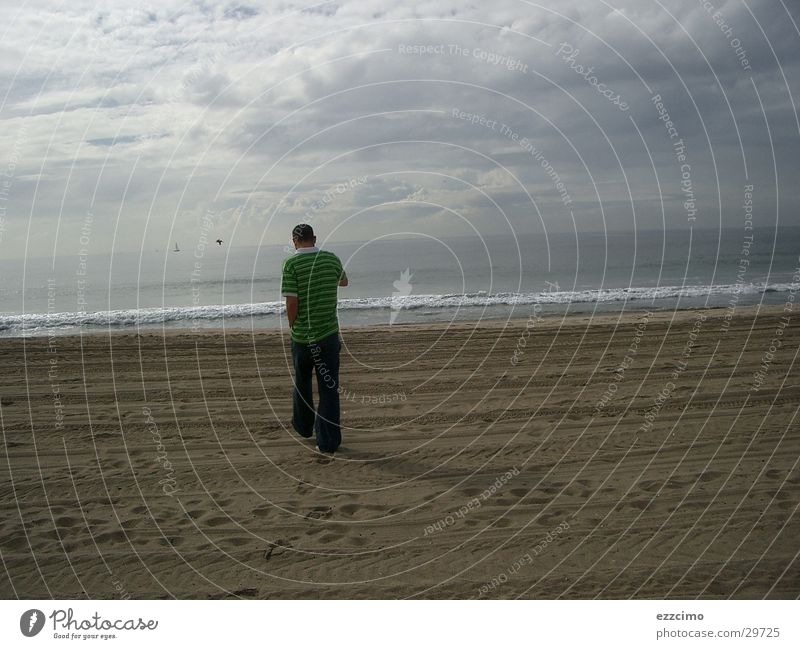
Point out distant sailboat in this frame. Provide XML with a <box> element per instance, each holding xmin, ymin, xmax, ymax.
<box><xmin>173</xmin><ymin>242</ymin><xmax>180</xmax><ymax>252</ymax></box>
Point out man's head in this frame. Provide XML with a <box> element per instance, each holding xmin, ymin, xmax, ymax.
<box><xmin>292</xmin><ymin>223</ymin><xmax>316</xmax><ymax>249</ymax></box>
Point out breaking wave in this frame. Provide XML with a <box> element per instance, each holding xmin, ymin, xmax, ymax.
<box><xmin>1</xmin><ymin>282</ymin><xmax>795</xmax><ymax>335</ymax></box>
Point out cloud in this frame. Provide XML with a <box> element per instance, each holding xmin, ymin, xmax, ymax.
<box><xmin>0</xmin><ymin>0</ymin><xmax>797</xmax><ymax>258</ymax></box>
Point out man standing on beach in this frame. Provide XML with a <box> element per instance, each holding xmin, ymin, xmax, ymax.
<box><xmin>281</xmin><ymin>224</ymin><xmax>348</xmax><ymax>454</ymax></box>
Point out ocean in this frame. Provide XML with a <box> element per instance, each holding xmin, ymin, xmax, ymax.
<box><xmin>1</xmin><ymin>227</ymin><xmax>798</xmax><ymax>337</ymax></box>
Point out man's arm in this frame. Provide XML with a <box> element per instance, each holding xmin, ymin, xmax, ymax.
<box><xmin>285</xmin><ymin>295</ymin><xmax>298</xmax><ymax>327</ymax></box>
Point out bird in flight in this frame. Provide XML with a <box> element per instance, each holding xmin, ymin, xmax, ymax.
<box><xmin>216</xmin><ymin>239</ymin><xmax>223</xmax><ymax>246</ymax></box>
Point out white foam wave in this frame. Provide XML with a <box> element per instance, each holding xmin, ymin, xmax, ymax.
<box><xmin>0</xmin><ymin>282</ymin><xmax>794</xmax><ymax>335</ymax></box>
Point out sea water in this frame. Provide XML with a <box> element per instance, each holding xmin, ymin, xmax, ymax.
<box><xmin>1</xmin><ymin>227</ymin><xmax>798</xmax><ymax>336</ymax></box>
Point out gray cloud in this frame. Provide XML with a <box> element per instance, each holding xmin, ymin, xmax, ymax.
<box><xmin>0</xmin><ymin>0</ymin><xmax>797</xmax><ymax>258</ymax></box>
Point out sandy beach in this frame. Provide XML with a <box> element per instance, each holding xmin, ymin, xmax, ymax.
<box><xmin>1</xmin><ymin>305</ymin><xmax>798</xmax><ymax>599</ymax></box>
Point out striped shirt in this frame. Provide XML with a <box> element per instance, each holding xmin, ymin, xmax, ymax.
<box><xmin>281</xmin><ymin>247</ymin><xmax>344</xmax><ymax>343</ymax></box>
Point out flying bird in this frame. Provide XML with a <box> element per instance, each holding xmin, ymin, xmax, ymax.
<box><xmin>216</xmin><ymin>239</ymin><xmax>223</xmax><ymax>246</ymax></box>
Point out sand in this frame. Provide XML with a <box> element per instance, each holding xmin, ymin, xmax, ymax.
<box><xmin>1</xmin><ymin>305</ymin><xmax>798</xmax><ymax>599</ymax></box>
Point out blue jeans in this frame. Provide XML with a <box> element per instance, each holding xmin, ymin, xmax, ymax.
<box><xmin>291</xmin><ymin>332</ymin><xmax>342</xmax><ymax>452</ymax></box>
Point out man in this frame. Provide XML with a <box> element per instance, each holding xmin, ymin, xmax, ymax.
<box><xmin>281</xmin><ymin>224</ymin><xmax>348</xmax><ymax>454</ymax></box>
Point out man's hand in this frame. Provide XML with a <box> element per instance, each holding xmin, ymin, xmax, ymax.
<box><xmin>339</xmin><ymin>270</ymin><xmax>349</xmax><ymax>287</ymax></box>
<box><xmin>285</xmin><ymin>295</ymin><xmax>298</xmax><ymax>327</ymax></box>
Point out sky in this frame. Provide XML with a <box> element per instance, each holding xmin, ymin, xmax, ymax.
<box><xmin>0</xmin><ymin>0</ymin><xmax>798</xmax><ymax>259</ymax></box>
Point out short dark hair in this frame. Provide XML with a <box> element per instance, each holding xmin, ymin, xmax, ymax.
<box><xmin>292</xmin><ymin>223</ymin><xmax>314</xmax><ymax>241</ymax></box>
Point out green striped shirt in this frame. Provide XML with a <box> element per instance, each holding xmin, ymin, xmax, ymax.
<box><xmin>281</xmin><ymin>248</ymin><xmax>344</xmax><ymax>343</ymax></box>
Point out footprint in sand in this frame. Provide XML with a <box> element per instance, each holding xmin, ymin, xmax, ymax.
<box><xmin>252</xmin><ymin>505</ymin><xmax>272</xmax><ymax>517</ymax></box>
<box><xmin>264</xmin><ymin>539</ymin><xmax>292</xmax><ymax>561</ymax></box>
<box><xmin>95</xmin><ymin>530</ymin><xmax>127</xmax><ymax>544</ymax></box>
<box><xmin>637</xmin><ymin>479</ymin><xmax>662</xmax><ymax>493</ymax></box>
<box><xmin>223</xmin><ymin>536</ymin><xmax>249</xmax><ymax>547</ymax></box>
<box><xmin>305</xmin><ymin>506</ymin><xmax>333</xmax><ymax>520</ymax></box>
<box><xmin>204</xmin><ymin>516</ymin><xmax>231</xmax><ymax>527</ymax></box>
<box><xmin>3</xmin><ymin>535</ymin><xmax>31</xmax><ymax>551</ymax></box>
<box><xmin>339</xmin><ymin>503</ymin><xmax>361</xmax><ymax>516</ymax></box>
<box><xmin>628</xmin><ymin>497</ymin><xmax>651</xmax><ymax>510</ymax></box>
<box><xmin>54</xmin><ymin>516</ymin><xmax>77</xmax><ymax>528</ymax></box>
